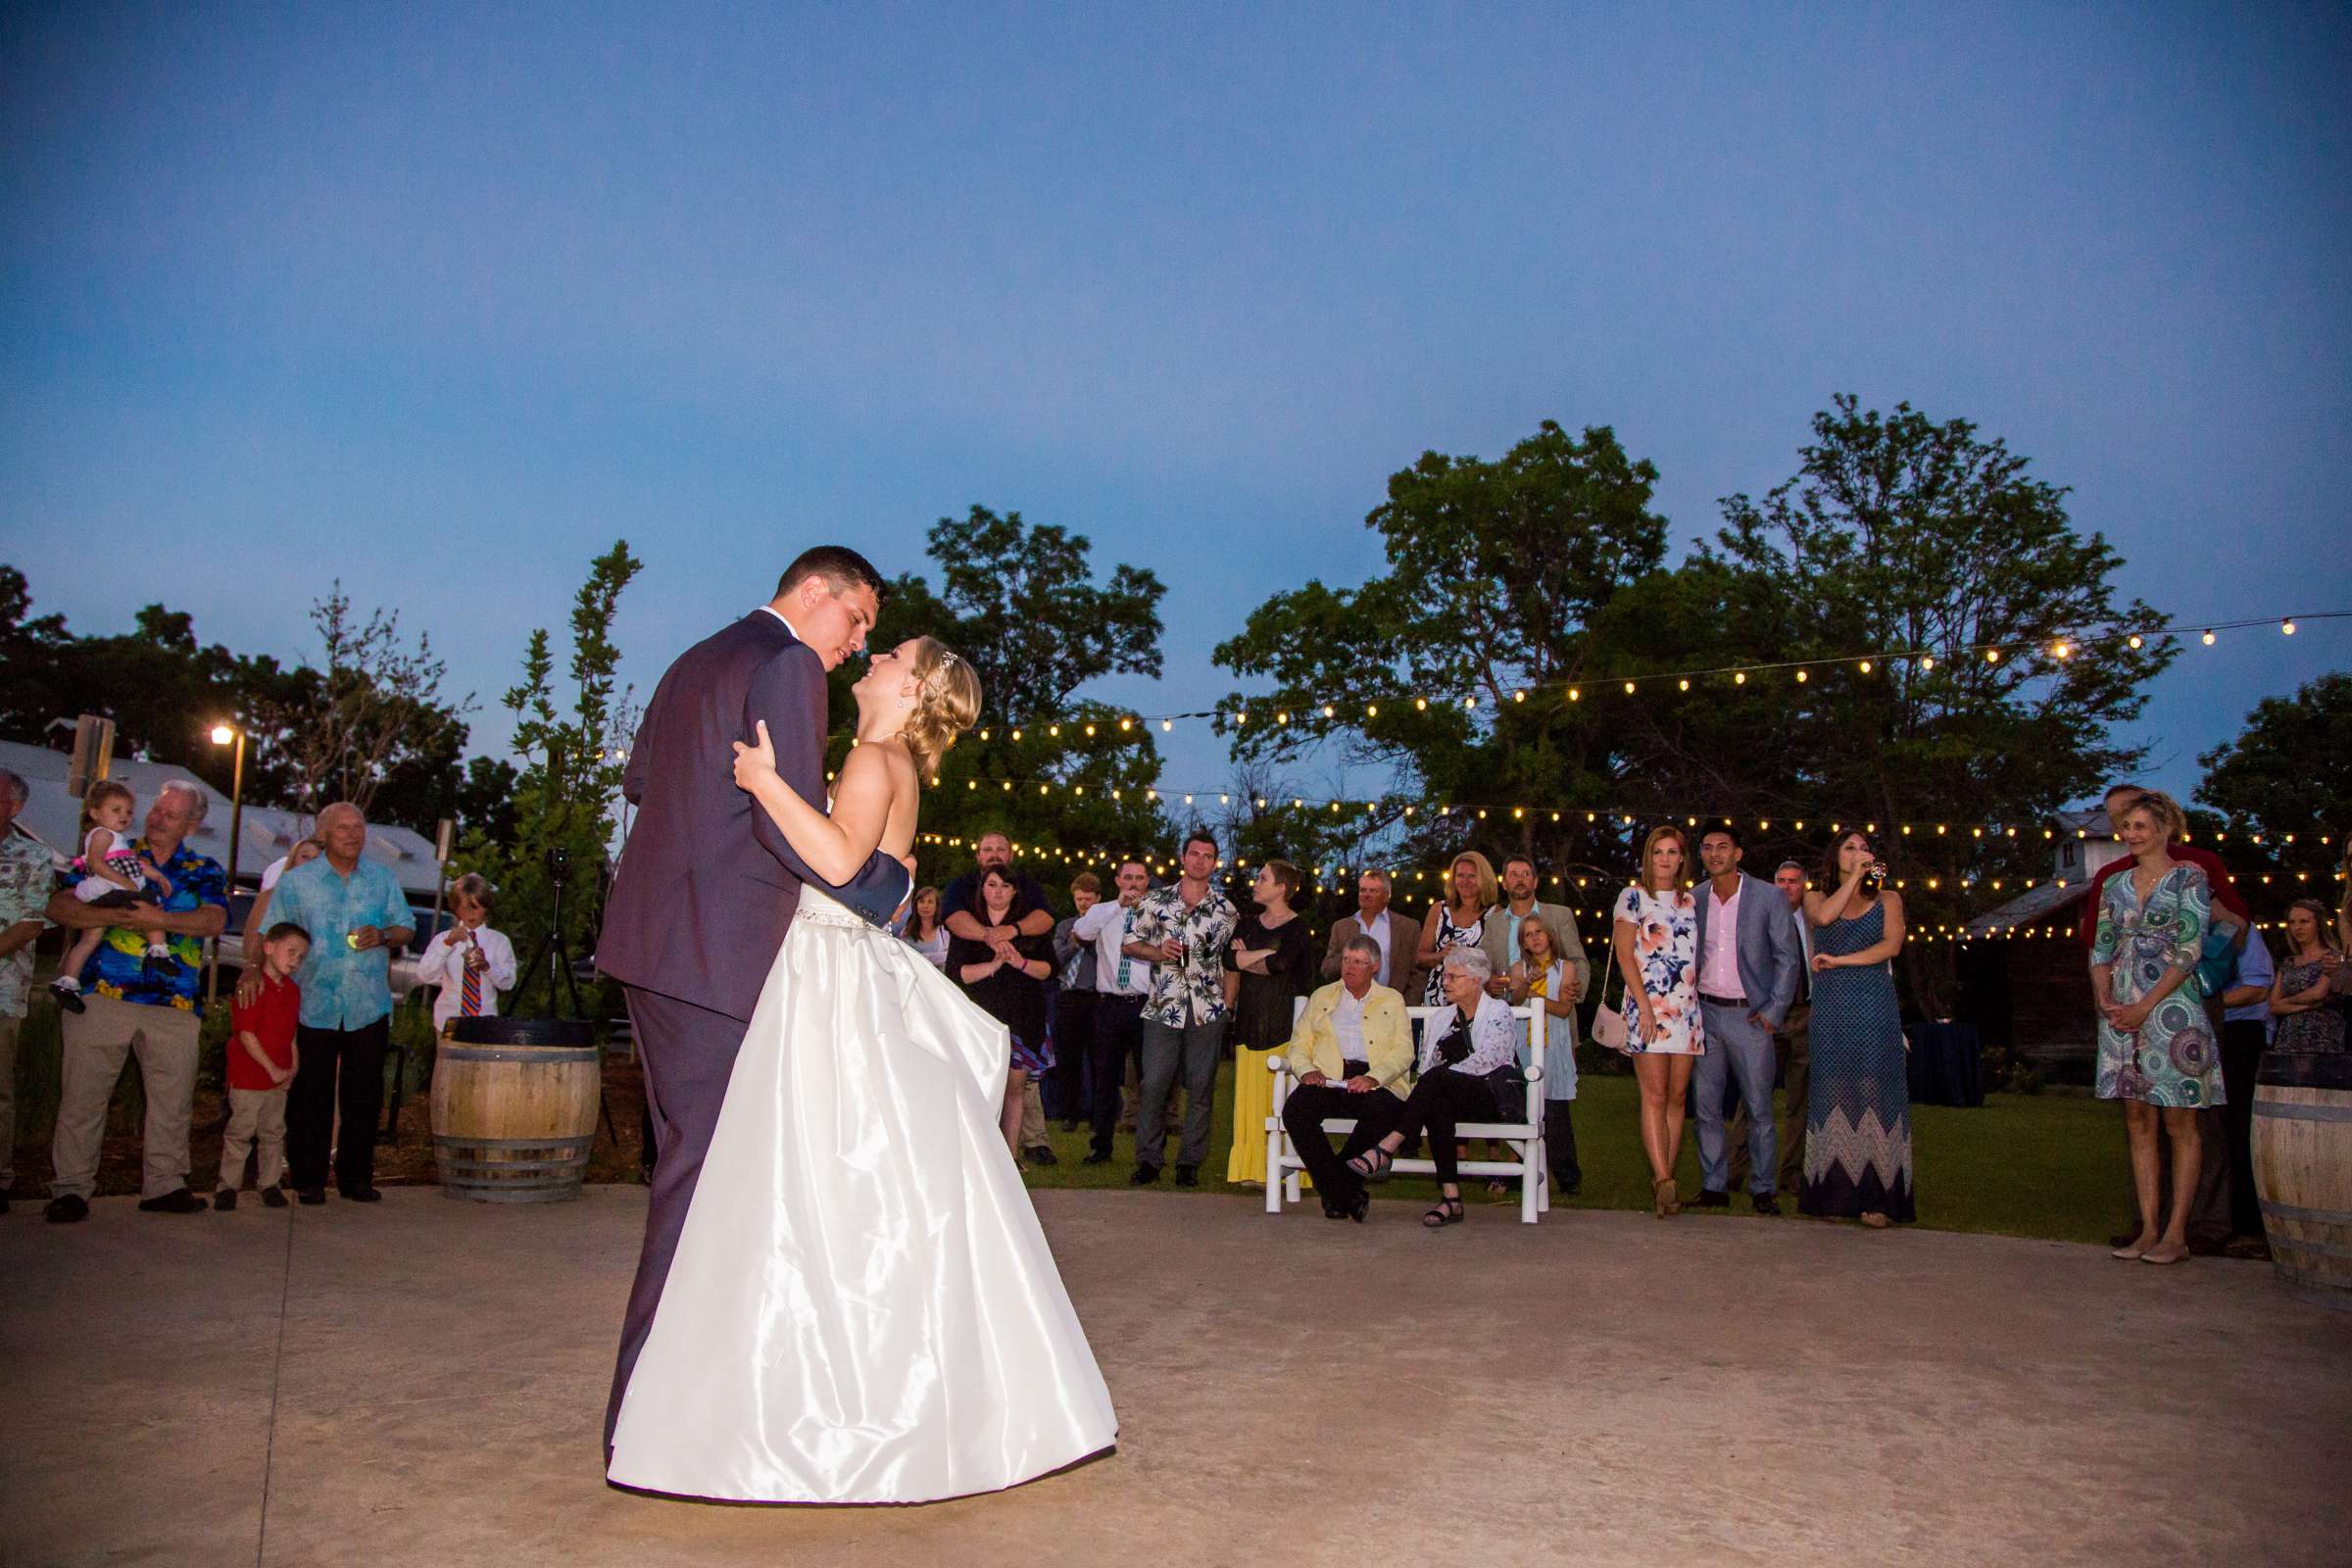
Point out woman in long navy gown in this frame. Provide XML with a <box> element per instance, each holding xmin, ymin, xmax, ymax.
<box><xmin>1799</xmin><ymin>832</ymin><xmax>1914</xmax><ymax>1227</ymax></box>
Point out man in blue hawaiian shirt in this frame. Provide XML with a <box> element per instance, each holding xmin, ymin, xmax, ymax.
<box><xmin>265</xmin><ymin>802</ymin><xmax>414</xmax><ymax>1204</ymax></box>
<box><xmin>0</xmin><ymin>770</ymin><xmax>55</xmax><ymax>1215</ymax></box>
<box><xmin>43</xmin><ymin>778</ymin><xmax>227</xmax><ymax>1222</ymax></box>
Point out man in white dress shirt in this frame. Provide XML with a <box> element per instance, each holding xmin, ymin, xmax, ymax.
<box><xmin>1732</xmin><ymin>860</ymin><xmax>1814</xmax><ymax>1194</ymax></box>
<box><xmin>1071</xmin><ymin>858</ymin><xmax>1153</xmax><ymax>1166</ymax></box>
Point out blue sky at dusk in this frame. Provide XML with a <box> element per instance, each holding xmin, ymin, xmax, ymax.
<box><xmin>3</xmin><ymin>3</ymin><xmax>2347</xmax><ymax>814</ymax></box>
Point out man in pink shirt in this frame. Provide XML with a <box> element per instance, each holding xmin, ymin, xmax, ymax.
<box><xmin>1690</xmin><ymin>826</ymin><xmax>1803</xmax><ymax>1214</ymax></box>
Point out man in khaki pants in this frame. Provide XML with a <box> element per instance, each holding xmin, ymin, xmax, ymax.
<box><xmin>0</xmin><ymin>770</ymin><xmax>54</xmax><ymax>1215</ymax></box>
<box><xmin>43</xmin><ymin>778</ymin><xmax>228</xmax><ymax>1223</ymax></box>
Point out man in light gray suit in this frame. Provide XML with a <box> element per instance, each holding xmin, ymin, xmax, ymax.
<box><xmin>1690</xmin><ymin>825</ymin><xmax>1802</xmax><ymax>1213</ymax></box>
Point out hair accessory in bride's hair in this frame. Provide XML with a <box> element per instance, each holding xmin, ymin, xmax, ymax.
<box><xmin>936</xmin><ymin>650</ymin><xmax>961</xmax><ymax>669</ymax></box>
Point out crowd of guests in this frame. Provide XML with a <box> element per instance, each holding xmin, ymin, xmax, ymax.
<box><xmin>897</xmin><ymin>824</ymin><xmax>1914</xmax><ymax>1234</ymax></box>
<box><xmin>0</xmin><ymin>770</ymin><xmax>515</xmax><ymax>1222</ymax></box>
<box><xmin>905</xmin><ymin>794</ymin><xmax>2347</xmax><ymax>1250</ymax></box>
<box><xmin>2</xmin><ymin>760</ymin><xmax>2343</xmax><ymax>1252</ymax></box>
<box><xmin>2082</xmin><ymin>783</ymin><xmax>2348</xmax><ymax>1265</ymax></box>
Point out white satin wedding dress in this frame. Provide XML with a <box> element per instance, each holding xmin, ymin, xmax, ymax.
<box><xmin>606</xmin><ymin>886</ymin><xmax>1118</xmax><ymax>1503</ymax></box>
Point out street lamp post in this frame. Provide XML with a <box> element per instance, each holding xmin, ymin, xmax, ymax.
<box><xmin>206</xmin><ymin>722</ymin><xmax>246</xmax><ymax>1010</ymax></box>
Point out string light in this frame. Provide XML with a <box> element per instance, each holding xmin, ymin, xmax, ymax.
<box><xmin>948</xmin><ymin>610</ymin><xmax>2337</xmax><ymax>736</ymax></box>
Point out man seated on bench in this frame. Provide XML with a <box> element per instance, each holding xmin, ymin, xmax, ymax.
<box><xmin>1281</xmin><ymin>935</ymin><xmax>1412</xmax><ymax>1223</ymax></box>
<box><xmin>1344</xmin><ymin>947</ymin><xmax>1521</xmax><ymax>1230</ymax></box>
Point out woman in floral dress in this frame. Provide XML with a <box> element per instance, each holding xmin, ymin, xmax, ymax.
<box><xmin>2271</xmin><ymin>899</ymin><xmax>2345</xmax><ymax>1054</ymax></box>
<box><xmin>1611</xmin><ymin>826</ymin><xmax>1702</xmax><ymax>1217</ymax></box>
<box><xmin>1417</xmin><ymin>852</ymin><xmax>1495</xmax><ymax>1005</ymax></box>
<box><xmin>2089</xmin><ymin>790</ymin><xmax>2219</xmax><ymax>1267</ymax></box>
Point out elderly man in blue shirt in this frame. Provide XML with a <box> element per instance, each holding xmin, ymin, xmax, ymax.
<box><xmin>265</xmin><ymin>802</ymin><xmax>414</xmax><ymax>1204</ymax></box>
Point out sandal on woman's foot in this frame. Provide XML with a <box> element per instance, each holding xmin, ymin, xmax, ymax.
<box><xmin>1859</xmin><ymin>1211</ymin><xmax>1891</xmax><ymax>1230</ymax></box>
<box><xmin>1653</xmin><ymin>1177</ymin><xmax>1679</xmax><ymax>1218</ymax></box>
<box><xmin>1423</xmin><ymin>1196</ymin><xmax>1465</xmax><ymax>1228</ymax></box>
<box><xmin>1347</xmin><ymin>1147</ymin><xmax>1395</xmax><ymax>1181</ymax></box>
<box><xmin>2110</xmin><ymin>1237</ymin><xmax>2155</xmax><ymax>1260</ymax></box>
<box><xmin>2140</xmin><ymin>1243</ymin><xmax>2189</xmax><ymax>1266</ymax></box>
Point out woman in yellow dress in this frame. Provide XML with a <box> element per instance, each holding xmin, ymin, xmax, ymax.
<box><xmin>1224</xmin><ymin>858</ymin><xmax>1315</xmax><ymax>1186</ymax></box>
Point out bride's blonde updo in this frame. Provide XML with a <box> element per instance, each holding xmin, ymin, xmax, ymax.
<box><xmin>899</xmin><ymin>637</ymin><xmax>982</xmax><ymax>780</ymax></box>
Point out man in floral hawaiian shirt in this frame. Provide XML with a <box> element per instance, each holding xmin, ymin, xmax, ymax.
<box><xmin>1122</xmin><ymin>830</ymin><xmax>1238</xmax><ymax>1188</ymax></box>
<box><xmin>0</xmin><ymin>770</ymin><xmax>54</xmax><ymax>1215</ymax></box>
<box><xmin>43</xmin><ymin>777</ymin><xmax>227</xmax><ymax>1222</ymax></box>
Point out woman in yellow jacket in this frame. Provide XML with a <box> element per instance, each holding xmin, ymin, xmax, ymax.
<box><xmin>1275</xmin><ymin>937</ymin><xmax>1415</xmax><ymax>1218</ymax></box>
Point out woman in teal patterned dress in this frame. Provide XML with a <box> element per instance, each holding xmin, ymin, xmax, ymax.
<box><xmin>1800</xmin><ymin>831</ymin><xmax>1913</xmax><ymax>1227</ymax></box>
<box><xmin>2089</xmin><ymin>790</ymin><xmax>2219</xmax><ymax>1268</ymax></box>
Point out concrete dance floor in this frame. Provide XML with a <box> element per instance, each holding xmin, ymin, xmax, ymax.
<box><xmin>6</xmin><ymin>1187</ymin><xmax>2348</xmax><ymax>1568</ymax></box>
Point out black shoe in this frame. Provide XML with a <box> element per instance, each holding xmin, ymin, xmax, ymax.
<box><xmin>45</xmin><ymin>1194</ymin><xmax>89</xmax><ymax>1224</ymax></box>
<box><xmin>340</xmin><ymin>1187</ymin><xmax>383</xmax><ymax>1203</ymax></box>
<box><xmin>213</xmin><ymin>1188</ymin><xmax>236</xmax><ymax>1212</ymax></box>
<box><xmin>1696</xmin><ymin>1189</ymin><xmax>1731</xmax><ymax>1208</ymax></box>
<box><xmin>1024</xmin><ymin>1147</ymin><xmax>1058</xmax><ymax>1167</ymax></box>
<box><xmin>1751</xmin><ymin>1191</ymin><xmax>1783</xmax><ymax>1216</ymax></box>
<box><xmin>1174</xmin><ymin>1164</ymin><xmax>1200</xmax><ymax>1188</ymax></box>
<box><xmin>49</xmin><ymin>980</ymin><xmax>86</xmax><ymax>1014</ymax></box>
<box><xmin>1129</xmin><ymin>1164</ymin><xmax>1160</xmax><ymax>1186</ymax></box>
<box><xmin>261</xmin><ymin>1186</ymin><xmax>288</xmax><ymax>1209</ymax></box>
<box><xmin>137</xmin><ymin>1187</ymin><xmax>205</xmax><ymax>1214</ymax></box>
<box><xmin>1081</xmin><ymin>1151</ymin><xmax>1112</xmax><ymax>1166</ymax></box>
<box><xmin>298</xmin><ymin>1188</ymin><xmax>327</xmax><ymax>1206</ymax></box>
<box><xmin>1556</xmin><ymin>1180</ymin><xmax>1582</xmax><ymax>1198</ymax></box>
<box><xmin>1059</xmin><ymin>1119</ymin><xmax>1083</xmax><ymax>1134</ymax></box>
<box><xmin>1322</xmin><ymin>1190</ymin><xmax>1371</xmax><ymax>1223</ymax></box>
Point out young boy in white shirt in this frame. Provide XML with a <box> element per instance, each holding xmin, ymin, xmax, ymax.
<box><xmin>416</xmin><ymin>873</ymin><xmax>518</xmax><ymax>1034</ymax></box>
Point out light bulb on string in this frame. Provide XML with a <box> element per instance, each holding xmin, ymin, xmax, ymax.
<box><xmin>2202</xmin><ymin>629</ymin><xmax>2216</xmax><ymax>645</ymax></box>
<box><xmin>2283</xmin><ymin>618</ymin><xmax>2297</xmax><ymax>635</ymax></box>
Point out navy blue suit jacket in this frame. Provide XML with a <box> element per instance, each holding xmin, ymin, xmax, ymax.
<box><xmin>597</xmin><ymin>611</ymin><xmax>910</xmax><ymax>1022</ymax></box>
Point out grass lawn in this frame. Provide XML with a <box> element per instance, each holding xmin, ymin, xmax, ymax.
<box><xmin>1016</xmin><ymin>1060</ymin><xmax>2127</xmax><ymax>1246</ymax></box>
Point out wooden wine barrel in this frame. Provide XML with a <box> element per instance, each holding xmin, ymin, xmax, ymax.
<box><xmin>2253</xmin><ymin>1051</ymin><xmax>2352</xmax><ymax>1309</ymax></box>
<box><xmin>431</xmin><ymin>1017</ymin><xmax>600</xmax><ymax>1203</ymax></box>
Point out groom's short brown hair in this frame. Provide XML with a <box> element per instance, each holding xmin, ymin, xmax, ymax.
<box><xmin>777</xmin><ymin>545</ymin><xmax>886</xmax><ymax>602</ymax></box>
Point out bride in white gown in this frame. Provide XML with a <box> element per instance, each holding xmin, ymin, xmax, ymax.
<box><xmin>606</xmin><ymin>636</ymin><xmax>1118</xmax><ymax>1503</ymax></box>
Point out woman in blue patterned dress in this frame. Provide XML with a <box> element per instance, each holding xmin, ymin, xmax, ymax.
<box><xmin>1800</xmin><ymin>831</ymin><xmax>1913</xmax><ymax>1228</ymax></box>
<box><xmin>1611</xmin><ymin>826</ymin><xmax>1702</xmax><ymax>1217</ymax></box>
<box><xmin>2089</xmin><ymin>790</ymin><xmax>2220</xmax><ymax>1268</ymax></box>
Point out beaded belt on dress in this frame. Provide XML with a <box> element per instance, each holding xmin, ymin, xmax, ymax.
<box><xmin>795</xmin><ymin>889</ymin><xmax>874</xmax><ymax>931</ymax></box>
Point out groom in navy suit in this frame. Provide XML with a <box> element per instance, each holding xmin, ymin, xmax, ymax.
<box><xmin>596</xmin><ymin>545</ymin><xmax>911</xmax><ymax>1456</ymax></box>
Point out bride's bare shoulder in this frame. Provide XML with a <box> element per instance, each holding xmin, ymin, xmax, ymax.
<box><xmin>842</xmin><ymin>737</ymin><xmax>918</xmax><ymax>796</ymax></box>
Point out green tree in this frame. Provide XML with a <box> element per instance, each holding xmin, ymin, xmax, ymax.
<box><xmin>455</xmin><ymin>541</ymin><xmax>643</xmax><ymax>1013</ymax></box>
<box><xmin>2194</xmin><ymin>671</ymin><xmax>2352</xmax><ymax>915</ymax></box>
<box><xmin>829</xmin><ymin>509</ymin><xmax>1173</xmax><ymax>894</ymax></box>
<box><xmin>1211</xmin><ymin>420</ymin><xmax>1672</xmax><ymax>893</ymax></box>
<box><xmin>1692</xmin><ymin>396</ymin><xmax>2176</xmax><ymax>1002</ymax></box>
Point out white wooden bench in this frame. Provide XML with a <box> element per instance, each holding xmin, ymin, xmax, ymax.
<box><xmin>1264</xmin><ymin>1000</ymin><xmax>1552</xmax><ymax>1224</ymax></box>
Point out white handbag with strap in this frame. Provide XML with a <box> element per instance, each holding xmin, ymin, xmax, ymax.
<box><xmin>1591</xmin><ymin>950</ymin><xmax>1630</xmax><ymax>1053</ymax></box>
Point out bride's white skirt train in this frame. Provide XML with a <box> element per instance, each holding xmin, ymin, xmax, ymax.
<box><xmin>607</xmin><ymin>889</ymin><xmax>1118</xmax><ymax>1503</ymax></box>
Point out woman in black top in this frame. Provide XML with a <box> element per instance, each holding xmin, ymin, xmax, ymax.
<box><xmin>948</xmin><ymin>867</ymin><xmax>1057</xmax><ymax>1155</ymax></box>
<box><xmin>1225</xmin><ymin>858</ymin><xmax>1315</xmax><ymax>1185</ymax></box>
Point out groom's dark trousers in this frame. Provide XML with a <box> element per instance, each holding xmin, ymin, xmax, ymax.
<box><xmin>594</xmin><ymin>608</ymin><xmax>907</xmax><ymax>1457</ymax></box>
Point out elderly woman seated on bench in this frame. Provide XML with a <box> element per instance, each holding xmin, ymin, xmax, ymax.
<box><xmin>1281</xmin><ymin>935</ymin><xmax>1414</xmax><ymax>1222</ymax></box>
<box><xmin>1343</xmin><ymin>946</ymin><xmax>1522</xmax><ymax>1228</ymax></box>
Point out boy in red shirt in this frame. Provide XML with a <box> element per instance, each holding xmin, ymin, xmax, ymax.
<box><xmin>215</xmin><ymin>922</ymin><xmax>310</xmax><ymax>1210</ymax></box>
